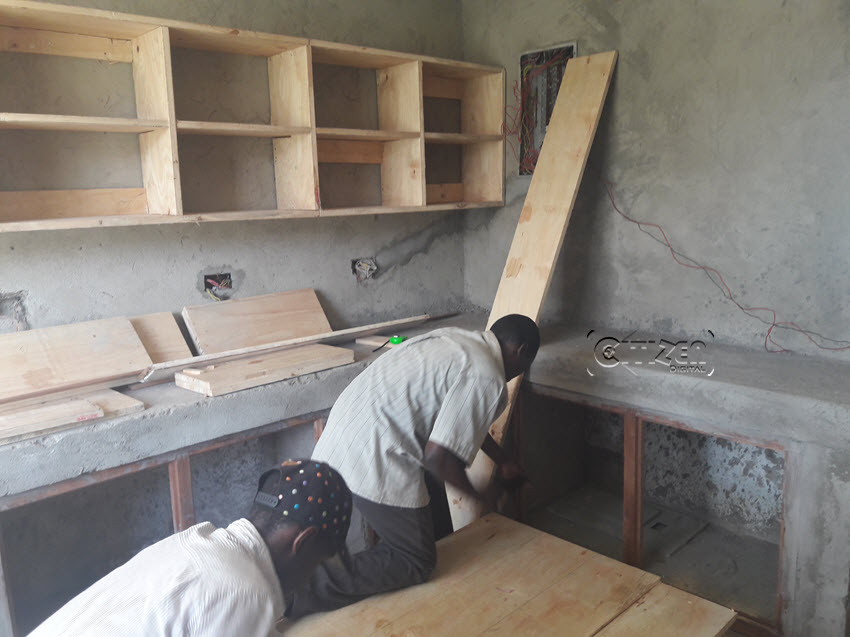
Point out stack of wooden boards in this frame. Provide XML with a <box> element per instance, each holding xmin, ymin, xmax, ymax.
<box><xmin>0</xmin><ymin>288</ymin><xmax>429</xmax><ymax>443</ymax></box>
<box><xmin>0</xmin><ymin>312</ymin><xmax>191</xmax><ymax>444</ymax></box>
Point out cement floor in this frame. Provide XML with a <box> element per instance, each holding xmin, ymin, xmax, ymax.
<box><xmin>526</xmin><ymin>485</ymin><xmax>779</xmax><ymax>624</ymax></box>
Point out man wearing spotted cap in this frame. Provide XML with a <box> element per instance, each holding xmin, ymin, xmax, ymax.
<box><xmin>29</xmin><ymin>459</ymin><xmax>351</xmax><ymax>637</ymax></box>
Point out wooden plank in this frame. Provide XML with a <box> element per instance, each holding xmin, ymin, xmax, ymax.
<box><xmin>382</xmin><ymin>137</ymin><xmax>426</xmax><ymax>206</ymax></box>
<box><xmin>0</xmin><ymin>524</ymin><xmax>17</xmax><ymax>637</ymax></box>
<box><xmin>0</xmin><ymin>188</ymin><xmax>147</xmax><ymax>222</ymax></box>
<box><xmin>484</xmin><ymin>553</ymin><xmax>659</xmax><ymax>637</ymax></box>
<box><xmin>0</xmin><ymin>318</ymin><xmax>152</xmax><ymax>405</ymax></box>
<box><xmin>269</xmin><ymin>45</ymin><xmax>319</xmax><ymax>210</ymax></box>
<box><xmin>623</xmin><ymin>412</ymin><xmax>644</xmax><ymax>566</ymax></box>
<box><xmin>0</xmin><ymin>24</ymin><xmax>131</xmax><ymax>62</ymax></box>
<box><xmin>0</xmin><ymin>113</ymin><xmax>166</xmax><ymax>132</ymax></box>
<box><xmin>425</xmin><ymin>132</ymin><xmax>503</xmax><ymax>144</ymax></box>
<box><xmin>377</xmin><ymin>60</ymin><xmax>422</xmax><ymax>133</ymax></box>
<box><xmin>140</xmin><ymin>314</ymin><xmax>430</xmax><ymax>384</ymax></box>
<box><xmin>0</xmin><ymin>389</ymin><xmax>144</xmax><ymax>445</ymax></box>
<box><xmin>423</xmin><ymin>74</ymin><xmax>464</xmax><ymax>100</ymax></box>
<box><xmin>129</xmin><ymin>312</ymin><xmax>192</xmax><ymax>363</ymax></box>
<box><xmin>463</xmin><ymin>140</ymin><xmax>504</xmax><ymax>202</ymax></box>
<box><xmin>310</xmin><ymin>41</ymin><xmax>419</xmax><ymax>68</ymax></box>
<box><xmin>448</xmin><ymin>52</ymin><xmax>617</xmax><ymax>530</ymax></box>
<box><xmin>595</xmin><ymin>583</ymin><xmax>737</xmax><ymax>637</ymax></box>
<box><xmin>316</xmin><ymin>128</ymin><xmax>419</xmax><ymax>141</ymax></box>
<box><xmin>421</xmin><ymin>60</ymin><xmax>503</xmax><ymax>80</ymax></box>
<box><xmin>462</xmin><ymin>71</ymin><xmax>504</xmax><ymax>135</ymax></box>
<box><xmin>426</xmin><ymin>182</ymin><xmax>464</xmax><ymax>204</ymax></box>
<box><xmin>176</xmin><ymin>120</ymin><xmax>310</xmax><ymax>137</ymax></box>
<box><xmin>132</xmin><ymin>26</ymin><xmax>182</xmax><ymax>216</ymax></box>
<box><xmin>168</xmin><ymin>455</ymin><xmax>195</xmax><ymax>532</ymax></box>
<box><xmin>181</xmin><ymin>289</ymin><xmax>332</xmax><ymax>355</ymax></box>
<box><xmin>175</xmin><ymin>343</ymin><xmax>353</xmax><ymax>396</ymax></box>
<box><xmin>316</xmin><ymin>139</ymin><xmax>383</xmax><ymax>164</ymax></box>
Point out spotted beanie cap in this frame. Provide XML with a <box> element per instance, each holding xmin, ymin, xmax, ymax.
<box><xmin>254</xmin><ymin>459</ymin><xmax>353</xmax><ymax>553</ymax></box>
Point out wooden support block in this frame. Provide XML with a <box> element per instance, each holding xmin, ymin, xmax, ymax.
<box><xmin>270</xmin><ymin>44</ymin><xmax>319</xmax><ymax>210</ymax></box>
<box><xmin>382</xmin><ymin>138</ymin><xmax>425</xmax><ymax>206</ymax></box>
<box><xmin>0</xmin><ymin>389</ymin><xmax>144</xmax><ymax>445</ymax></box>
<box><xmin>316</xmin><ymin>139</ymin><xmax>383</xmax><ymax>164</ymax></box>
<box><xmin>0</xmin><ymin>24</ymin><xmax>132</xmax><ymax>62</ymax></box>
<box><xmin>426</xmin><ymin>182</ymin><xmax>464</xmax><ymax>204</ymax></box>
<box><xmin>182</xmin><ymin>288</ymin><xmax>332</xmax><ymax>355</ymax></box>
<box><xmin>423</xmin><ymin>75</ymin><xmax>464</xmax><ymax>100</ymax></box>
<box><xmin>594</xmin><ymin>583</ymin><xmax>736</xmax><ymax>637</ymax></box>
<box><xmin>623</xmin><ymin>412</ymin><xmax>644</xmax><ymax>566</ymax></box>
<box><xmin>168</xmin><ymin>454</ymin><xmax>195</xmax><ymax>532</ymax></box>
<box><xmin>129</xmin><ymin>312</ymin><xmax>192</xmax><ymax>363</ymax></box>
<box><xmin>448</xmin><ymin>51</ymin><xmax>617</xmax><ymax>530</ymax></box>
<box><xmin>174</xmin><ymin>344</ymin><xmax>354</xmax><ymax>396</ymax></box>
<box><xmin>0</xmin><ymin>318</ymin><xmax>152</xmax><ymax>405</ymax></box>
<box><xmin>132</xmin><ymin>26</ymin><xmax>181</xmax><ymax>216</ymax></box>
<box><xmin>0</xmin><ymin>188</ymin><xmax>147</xmax><ymax>222</ymax></box>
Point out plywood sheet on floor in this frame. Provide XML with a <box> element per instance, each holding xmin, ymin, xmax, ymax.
<box><xmin>285</xmin><ymin>514</ymin><xmax>733</xmax><ymax>637</ymax></box>
<box><xmin>0</xmin><ymin>318</ymin><xmax>152</xmax><ymax>404</ymax></box>
<box><xmin>182</xmin><ymin>289</ymin><xmax>332</xmax><ymax>355</ymax></box>
<box><xmin>174</xmin><ymin>343</ymin><xmax>353</xmax><ymax>396</ymax></box>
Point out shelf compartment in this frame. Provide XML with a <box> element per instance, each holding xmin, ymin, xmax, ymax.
<box><xmin>0</xmin><ymin>187</ymin><xmax>146</xmax><ymax>222</ymax></box>
<box><xmin>423</xmin><ymin>68</ymin><xmax>504</xmax><ymax>137</ymax></box>
<box><xmin>177</xmin><ymin>121</ymin><xmax>309</xmax><ymax>137</ymax></box>
<box><xmin>0</xmin><ymin>113</ymin><xmax>166</xmax><ymax>133</ymax></box>
<box><xmin>424</xmin><ymin>132</ymin><xmax>502</xmax><ymax>144</ymax></box>
<box><xmin>425</xmin><ymin>140</ymin><xmax>502</xmax><ymax>204</ymax></box>
<box><xmin>317</xmin><ymin>128</ymin><xmax>419</xmax><ymax>142</ymax></box>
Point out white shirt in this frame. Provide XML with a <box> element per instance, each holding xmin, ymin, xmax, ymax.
<box><xmin>313</xmin><ymin>327</ymin><xmax>507</xmax><ymax>508</ymax></box>
<box><xmin>29</xmin><ymin>519</ymin><xmax>285</xmax><ymax>637</ymax></box>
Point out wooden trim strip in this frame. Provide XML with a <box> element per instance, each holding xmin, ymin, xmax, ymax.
<box><xmin>623</xmin><ymin>411</ymin><xmax>644</xmax><ymax>567</ymax></box>
<box><xmin>316</xmin><ymin>139</ymin><xmax>384</xmax><ymax>164</ymax></box>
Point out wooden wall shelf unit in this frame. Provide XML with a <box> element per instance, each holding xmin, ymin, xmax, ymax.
<box><xmin>0</xmin><ymin>0</ymin><xmax>505</xmax><ymax>232</ymax></box>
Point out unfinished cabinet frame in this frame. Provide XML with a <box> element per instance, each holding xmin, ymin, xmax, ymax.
<box><xmin>0</xmin><ymin>0</ymin><xmax>505</xmax><ymax>231</ymax></box>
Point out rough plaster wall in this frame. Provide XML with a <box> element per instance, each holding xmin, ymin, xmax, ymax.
<box><xmin>461</xmin><ymin>0</ymin><xmax>850</xmax><ymax>360</ymax></box>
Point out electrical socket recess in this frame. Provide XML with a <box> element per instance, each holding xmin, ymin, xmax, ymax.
<box><xmin>204</xmin><ymin>273</ymin><xmax>232</xmax><ymax>300</ymax></box>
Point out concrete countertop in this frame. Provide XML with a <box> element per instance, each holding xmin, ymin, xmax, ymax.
<box><xmin>529</xmin><ymin>323</ymin><xmax>850</xmax><ymax>450</ymax></box>
<box><xmin>0</xmin><ymin>313</ymin><xmax>486</xmax><ymax>500</ymax></box>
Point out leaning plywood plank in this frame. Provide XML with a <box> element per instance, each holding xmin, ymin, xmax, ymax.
<box><xmin>0</xmin><ymin>318</ymin><xmax>152</xmax><ymax>404</ymax></box>
<box><xmin>175</xmin><ymin>343</ymin><xmax>353</xmax><ymax>396</ymax></box>
<box><xmin>182</xmin><ymin>289</ymin><xmax>332</xmax><ymax>355</ymax></box>
<box><xmin>449</xmin><ymin>51</ymin><xmax>617</xmax><ymax>531</ymax></box>
<box><xmin>140</xmin><ymin>314</ymin><xmax>429</xmax><ymax>384</ymax></box>
<box><xmin>129</xmin><ymin>312</ymin><xmax>192</xmax><ymax>363</ymax></box>
<box><xmin>0</xmin><ymin>389</ymin><xmax>144</xmax><ymax>445</ymax></box>
<box><xmin>594</xmin><ymin>583</ymin><xmax>736</xmax><ymax>637</ymax></box>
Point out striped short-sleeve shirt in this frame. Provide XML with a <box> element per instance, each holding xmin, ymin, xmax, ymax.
<box><xmin>312</xmin><ymin>327</ymin><xmax>508</xmax><ymax>508</ymax></box>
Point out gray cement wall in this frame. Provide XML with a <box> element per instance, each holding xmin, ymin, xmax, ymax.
<box><xmin>461</xmin><ymin>0</ymin><xmax>850</xmax><ymax>360</ymax></box>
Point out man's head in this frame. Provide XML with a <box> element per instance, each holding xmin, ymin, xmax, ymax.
<box><xmin>490</xmin><ymin>314</ymin><xmax>540</xmax><ymax>381</ymax></box>
<box><xmin>248</xmin><ymin>459</ymin><xmax>352</xmax><ymax>592</ymax></box>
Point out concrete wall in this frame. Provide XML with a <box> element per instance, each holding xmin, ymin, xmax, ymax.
<box><xmin>0</xmin><ymin>0</ymin><xmax>466</xmax><ymax>331</ymax></box>
<box><xmin>461</xmin><ymin>0</ymin><xmax>850</xmax><ymax>360</ymax></box>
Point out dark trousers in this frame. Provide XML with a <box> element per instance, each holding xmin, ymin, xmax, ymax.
<box><xmin>288</xmin><ymin>494</ymin><xmax>438</xmax><ymax>619</ymax></box>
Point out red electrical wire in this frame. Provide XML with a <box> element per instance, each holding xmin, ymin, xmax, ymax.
<box><xmin>600</xmin><ymin>177</ymin><xmax>850</xmax><ymax>354</ymax></box>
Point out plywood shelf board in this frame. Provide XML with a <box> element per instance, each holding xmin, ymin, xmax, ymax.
<box><xmin>0</xmin><ymin>389</ymin><xmax>144</xmax><ymax>445</ymax></box>
<box><xmin>175</xmin><ymin>343</ymin><xmax>354</xmax><ymax>396</ymax></box>
<box><xmin>316</xmin><ymin>128</ymin><xmax>419</xmax><ymax>141</ymax></box>
<box><xmin>0</xmin><ymin>113</ymin><xmax>167</xmax><ymax>133</ymax></box>
<box><xmin>0</xmin><ymin>24</ymin><xmax>133</xmax><ymax>62</ymax></box>
<box><xmin>176</xmin><ymin>120</ymin><xmax>311</xmax><ymax>137</ymax></box>
<box><xmin>129</xmin><ymin>312</ymin><xmax>192</xmax><ymax>363</ymax></box>
<box><xmin>182</xmin><ymin>288</ymin><xmax>332</xmax><ymax>355</ymax></box>
<box><xmin>0</xmin><ymin>318</ymin><xmax>153</xmax><ymax>405</ymax></box>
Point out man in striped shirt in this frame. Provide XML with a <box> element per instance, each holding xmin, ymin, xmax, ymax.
<box><xmin>290</xmin><ymin>314</ymin><xmax>540</xmax><ymax>618</ymax></box>
<box><xmin>29</xmin><ymin>460</ymin><xmax>352</xmax><ymax>637</ymax></box>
